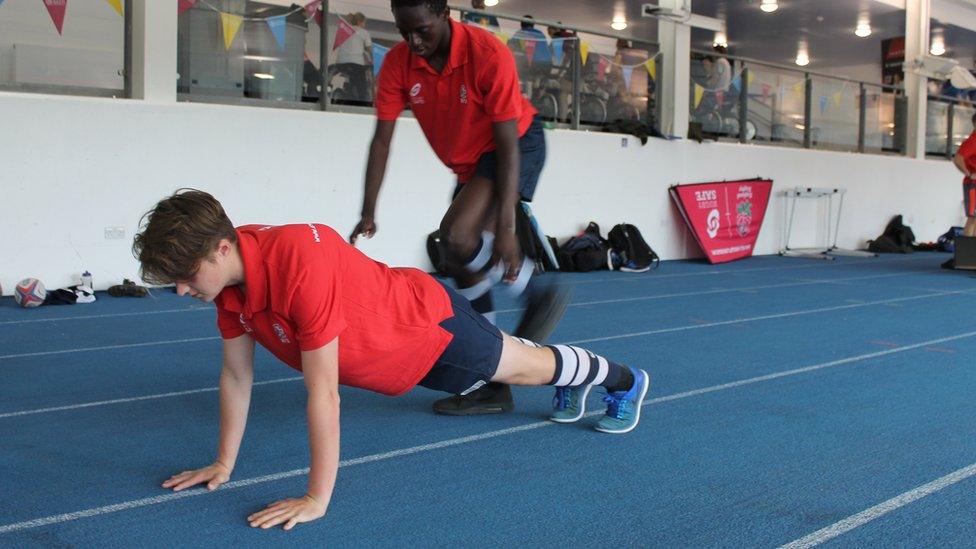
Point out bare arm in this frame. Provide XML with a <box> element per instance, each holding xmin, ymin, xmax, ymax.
<box><xmin>350</xmin><ymin>119</ymin><xmax>397</xmax><ymax>244</ymax></box>
<box><xmin>247</xmin><ymin>338</ymin><xmax>340</xmax><ymax>531</ymax></box>
<box><xmin>491</xmin><ymin>119</ymin><xmax>522</xmax><ymax>281</ymax></box>
<box><xmin>161</xmin><ymin>334</ymin><xmax>254</xmax><ymax>492</ymax></box>
<box><xmin>954</xmin><ymin>152</ymin><xmax>971</xmax><ymax>178</ymax></box>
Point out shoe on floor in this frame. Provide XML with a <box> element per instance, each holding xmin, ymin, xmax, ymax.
<box><xmin>595</xmin><ymin>368</ymin><xmax>650</xmax><ymax>434</ymax></box>
<box><xmin>550</xmin><ymin>384</ymin><xmax>591</xmax><ymax>423</ymax></box>
<box><xmin>432</xmin><ymin>382</ymin><xmax>514</xmax><ymax>415</ymax></box>
<box><xmin>108</xmin><ymin>279</ymin><xmax>149</xmax><ymax>297</ymax></box>
<box><xmin>941</xmin><ymin>258</ymin><xmax>956</xmax><ymax>270</ymax></box>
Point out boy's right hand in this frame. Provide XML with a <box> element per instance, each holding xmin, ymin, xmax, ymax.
<box><xmin>349</xmin><ymin>217</ymin><xmax>377</xmax><ymax>245</ymax></box>
<box><xmin>162</xmin><ymin>461</ymin><xmax>231</xmax><ymax>492</ymax></box>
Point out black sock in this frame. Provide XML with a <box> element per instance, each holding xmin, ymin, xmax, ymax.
<box><xmin>470</xmin><ymin>292</ymin><xmax>493</xmax><ymax>314</ymax></box>
<box><xmin>602</xmin><ymin>365</ymin><xmax>634</xmax><ymax>393</ymax></box>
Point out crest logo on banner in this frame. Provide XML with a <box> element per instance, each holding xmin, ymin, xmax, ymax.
<box><xmin>670</xmin><ymin>178</ymin><xmax>774</xmax><ymax>264</ymax></box>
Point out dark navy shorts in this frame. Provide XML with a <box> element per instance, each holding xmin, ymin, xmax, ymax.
<box><xmin>418</xmin><ymin>284</ymin><xmax>504</xmax><ymax>395</ymax></box>
<box><xmin>453</xmin><ymin>115</ymin><xmax>547</xmax><ymax>202</ymax></box>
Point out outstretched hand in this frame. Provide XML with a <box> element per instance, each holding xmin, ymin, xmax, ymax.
<box><xmin>349</xmin><ymin>217</ymin><xmax>377</xmax><ymax>245</ymax></box>
<box><xmin>161</xmin><ymin>461</ymin><xmax>231</xmax><ymax>492</ymax></box>
<box><xmin>248</xmin><ymin>494</ymin><xmax>327</xmax><ymax>531</ymax></box>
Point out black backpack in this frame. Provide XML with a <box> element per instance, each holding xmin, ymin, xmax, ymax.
<box><xmin>868</xmin><ymin>215</ymin><xmax>915</xmax><ymax>254</ymax></box>
<box><xmin>557</xmin><ymin>222</ymin><xmax>609</xmax><ymax>272</ymax></box>
<box><xmin>608</xmin><ymin>223</ymin><xmax>659</xmax><ymax>272</ymax></box>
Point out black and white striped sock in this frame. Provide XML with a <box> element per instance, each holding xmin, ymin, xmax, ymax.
<box><xmin>545</xmin><ymin>344</ymin><xmax>632</xmax><ymax>392</ymax></box>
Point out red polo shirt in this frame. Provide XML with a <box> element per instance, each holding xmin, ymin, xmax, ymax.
<box><xmin>214</xmin><ymin>224</ymin><xmax>454</xmax><ymax>396</ymax></box>
<box><xmin>374</xmin><ymin>17</ymin><xmax>537</xmax><ymax>182</ymax></box>
<box><xmin>958</xmin><ymin>132</ymin><xmax>976</xmax><ymax>182</ymax></box>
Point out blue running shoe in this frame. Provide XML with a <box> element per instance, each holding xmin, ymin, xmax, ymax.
<box><xmin>595</xmin><ymin>368</ymin><xmax>650</xmax><ymax>434</ymax></box>
<box><xmin>549</xmin><ymin>384</ymin><xmax>591</xmax><ymax>423</ymax></box>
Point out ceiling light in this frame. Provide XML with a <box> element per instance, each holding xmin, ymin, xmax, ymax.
<box><xmin>795</xmin><ymin>51</ymin><xmax>809</xmax><ymax>66</ymax></box>
<box><xmin>760</xmin><ymin>0</ymin><xmax>778</xmax><ymax>13</ymax></box>
<box><xmin>483</xmin><ymin>0</ymin><xmax>498</xmax><ymax>6</ymax></box>
<box><xmin>611</xmin><ymin>15</ymin><xmax>627</xmax><ymax>31</ymax></box>
<box><xmin>713</xmin><ymin>31</ymin><xmax>728</xmax><ymax>48</ymax></box>
<box><xmin>931</xmin><ymin>29</ymin><xmax>946</xmax><ymax>55</ymax></box>
<box><xmin>854</xmin><ymin>23</ymin><xmax>871</xmax><ymax>37</ymax></box>
<box><xmin>253</xmin><ymin>73</ymin><xmax>275</xmax><ymax>79</ymax></box>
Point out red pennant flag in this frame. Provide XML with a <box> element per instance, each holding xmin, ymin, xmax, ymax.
<box><xmin>524</xmin><ymin>40</ymin><xmax>537</xmax><ymax>65</ymax></box>
<box><xmin>178</xmin><ymin>0</ymin><xmax>197</xmax><ymax>15</ymax></box>
<box><xmin>596</xmin><ymin>56</ymin><xmax>609</xmax><ymax>82</ymax></box>
<box><xmin>715</xmin><ymin>90</ymin><xmax>725</xmax><ymax>107</ymax></box>
<box><xmin>333</xmin><ymin>16</ymin><xmax>356</xmax><ymax>50</ymax></box>
<box><xmin>43</xmin><ymin>0</ymin><xmax>68</xmax><ymax>35</ymax></box>
<box><xmin>304</xmin><ymin>0</ymin><xmax>323</xmax><ymax>27</ymax></box>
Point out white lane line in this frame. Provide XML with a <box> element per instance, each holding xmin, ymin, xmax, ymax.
<box><xmin>564</xmin><ymin>290</ymin><xmax>968</xmax><ymax>345</ymax></box>
<box><xmin>3</xmin><ymin>329</ymin><xmax>976</xmax><ymax>534</ymax></box>
<box><xmin>780</xmin><ymin>462</ymin><xmax>976</xmax><ymax>549</ymax></box>
<box><xmin>0</xmin><ymin>337</ymin><xmax>220</xmax><ymax>361</ymax></box>
<box><xmin>0</xmin><ymin>307</ymin><xmax>213</xmax><ymax>326</ymax></box>
<box><xmin>0</xmin><ymin>377</ymin><xmax>302</xmax><ymax>419</ymax></box>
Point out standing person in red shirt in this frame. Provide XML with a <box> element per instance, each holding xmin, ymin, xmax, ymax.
<box><xmin>350</xmin><ymin>0</ymin><xmax>564</xmax><ymax>415</ymax></box>
<box><xmin>946</xmin><ymin>113</ymin><xmax>976</xmax><ymax>269</ymax></box>
<box><xmin>137</xmin><ymin>190</ymin><xmax>650</xmax><ymax>530</ymax></box>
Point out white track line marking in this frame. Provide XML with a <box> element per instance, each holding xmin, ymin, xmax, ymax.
<box><xmin>0</xmin><ymin>337</ymin><xmax>220</xmax><ymax>361</ymax></box>
<box><xmin>0</xmin><ymin>307</ymin><xmax>212</xmax><ymax>326</ymax></box>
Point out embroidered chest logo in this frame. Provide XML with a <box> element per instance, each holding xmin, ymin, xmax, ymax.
<box><xmin>459</xmin><ymin>84</ymin><xmax>468</xmax><ymax>104</ymax></box>
<box><xmin>409</xmin><ymin>82</ymin><xmax>425</xmax><ymax>105</ymax></box>
<box><xmin>272</xmin><ymin>323</ymin><xmax>291</xmax><ymax>344</ymax></box>
<box><xmin>238</xmin><ymin>314</ymin><xmax>253</xmax><ymax>333</ymax></box>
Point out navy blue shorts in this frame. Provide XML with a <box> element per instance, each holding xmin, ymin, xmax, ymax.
<box><xmin>418</xmin><ymin>284</ymin><xmax>504</xmax><ymax>395</ymax></box>
<box><xmin>453</xmin><ymin>116</ymin><xmax>547</xmax><ymax>202</ymax></box>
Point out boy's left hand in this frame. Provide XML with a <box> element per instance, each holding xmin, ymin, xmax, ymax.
<box><xmin>248</xmin><ymin>494</ymin><xmax>326</xmax><ymax>531</ymax></box>
<box><xmin>493</xmin><ymin>230</ymin><xmax>522</xmax><ymax>282</ymax></box>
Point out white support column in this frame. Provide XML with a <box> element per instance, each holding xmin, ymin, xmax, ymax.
<box><xmin>657</xmin><ymin>0</ymin><xmax>691</xmax><ymax>138</ymax></box>
<box><xmin>904</xmin><ymin>0</ymin><xmax>930</xmax><ymax>159</ymax></box>
<box><xmin>130</xmin><ymin>0</ymin><xmax>177</xmax><ymax>102</ymax></box>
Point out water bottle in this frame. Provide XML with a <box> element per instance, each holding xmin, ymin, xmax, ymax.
<box><xmin>81</xmin><ymin>271</ymin><xmax>93</xmax><ymax>290</ymax></box>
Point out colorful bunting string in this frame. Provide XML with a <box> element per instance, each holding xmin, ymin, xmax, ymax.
<box><xmin>220</xmin><ymin>12</ymin><xmax>243</xmax><ymax>51</ymax></box>
<box><xmin>43</xmin><ymin>0</ymin><xmax>68</xmax><ymax>35</ymax></box>
<box><xmin>106</xmin><ymin>0</ymin><xmax>122</xmax><ymax>17</ymax></box>
<box><xmin>333</xmin><ymin>16</ymin><xmax>356</xmax><ymax>50</ymax></box>
<box><xmin>267</xmin><ymin>15</ymin><xmax>287</xmax><ymax>51</ymax></box>
<box><xmin>372</xmin><ymin>43</ymin><xmax>390</xmax><ymax>76</ymax></box>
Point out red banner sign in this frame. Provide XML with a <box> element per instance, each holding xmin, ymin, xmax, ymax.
<box><xmin>670</xmin><ymin>178</ymin><xmax>773</xmax><ymax>264</ymax></box>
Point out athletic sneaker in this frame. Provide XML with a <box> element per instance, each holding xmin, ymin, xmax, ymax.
<box><xmin>512</xmin><ymin>276</ymin><xmax>570</xmax><ymax>343</ymax></box>
<box><xmin>595</xmin><ymin>367</ymin><xmax>650</xmax><ymax>434</ymax></box>
<box><xmin>108</xmin><ymin>279</ymin><xmax>149</xmax><ymax>298</ymax></box>
<box><xmin>607</xmin><ymin>249</ymin><xmax>651</xmax><ymax>273</ymax></box>
<box><xmin>432</xmin><ymin>382</ymin><xmax>514</xmax><ymax>415</ymax></box>
<box><xmin>549</xmin><ymin>384</ymin><xmax>592</xmax><ymax>423</ymax></box>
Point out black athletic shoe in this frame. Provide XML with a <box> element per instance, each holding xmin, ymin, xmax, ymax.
<box><xmin>513</xmin><ymin>276</ymin><xmax>571</xmax><ymax>343</ymax></box>
<box><xmin>942</xmin><ymin>258</ymin><xmax>956</xmax><ymax>270</ymax></box>
<box><xmin>432</xmin><ymin>382</ymin><xmax>514</xmax><ymax>415</ymax></box>
<box><xmin>108</xmin><ymin>279</ymin><xmax>149</xmax><ymax>297</ymax></box>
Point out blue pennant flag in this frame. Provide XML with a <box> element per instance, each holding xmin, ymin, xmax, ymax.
<box><xmin>819</xmin><ymin>95</ymin><xmax>828</xmax><ymax>115</ymax></box>
<box><xmin>267</xmin><ymin>15</ymin><xmax>287</xmax><ymax>51</ymax></box>
<box><xmin>552</xmin><ymin>39</ymin><xmax>564</xmax><ymax>66</ymax></box>
<box><xmin>622</xmin><ymin>66</ymin><xmax>633</xmax><ymax>89</ymax></box>
<box><xmin>373</xmin><ymin>43</ymin><xmax>390</xmax><ymax>76</ymax></box>
<box><xmin>730</xmin><ymin>74</ymin><xmax>741</xmax><ymax>91</ymax></box>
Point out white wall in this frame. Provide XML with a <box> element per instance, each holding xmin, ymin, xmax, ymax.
<box><xmin>0</xmin><ymin>91</ymin><xmax>963</xmax><ymax>294</ymax></box>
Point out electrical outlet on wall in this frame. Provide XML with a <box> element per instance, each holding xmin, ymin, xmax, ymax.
<box><xmin>104</xmin><ymin>227</ymin><xmax>126</xmax><ymax>240</ymax></box>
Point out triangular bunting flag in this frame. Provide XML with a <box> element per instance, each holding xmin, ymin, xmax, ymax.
<box><xmin>43</xmin><ymin>0</ymin><xmax>68</xmax><ymax>35</ymax></box>
<box><xmin>645</xmin><ymin>59</ymin><xmax>656</xmax><ymax>80</ymax></box>
<box><xmin>833</xmin><ymin>91</ymin><xmax>842</xmax><ymax>107</ymax></box>
<box><xmin>524</xmin><ymin>40</ymin><xmax>537</xmax><ymax>64</ymax></box>
<box><xmin>304</xmin><ymin>0</ymin><xmax>322</xmax><ymax>27</ymax></box>
<box><xmin>819</xmin><ymin>95</ymin><xmax>828</xmax><ymax>114</ymax></box>
<box><xmin>596</xmin><ymin>55</ymin><xmax>609</xmax><ymax>82</ymax></box>
<box><xmin>731</xmin><ymin>74</ymin><xmax>741</xmax><ymax>91</ymax></box>
<box><xmin>715</xmin><ymin>90</ymin><xmax>725</xmax><ymax>107</ymax></box>
<box><xmin>746</xmin><ymin>71</ymin><xmax>754</xmax><ymax>86</ymax></box>
<box><xmin>622</xmin><ymin>66</ymin><xmax>633</xmax><ymax>90</ymax></box>
<box><xmin>494</xmin><ymin>32</ymin><xmax>508</xmax><ymax>43</ymax></box>
<box><xmin>333</xmin><ymin>16</ymin><xmax>356</xmax><ymax>50</ymax></box>
<box><xmin>267</xmin><ymin>15</ymin><xmax>287</xmax><ymax>51</ymax></box>
<box><xmin>106</xmin><ymin>0</ymin><xmax>122</xmax><ymax>16</ymax></box>
<box><xmin>0</xmin><ymin>0</ymin><xmax>5</xmax><ymax>7</ymax></box>
<box><xmin>220</xmin><ymin>12</ymin><xmax>243</xmax><ymax>51</ymax></box>
<box><xmin>552</xmin><ymin>39</ymin><xmax>564</xmax><ymax>66</ymax></box>
<box><xmin>693</xmin><ymin>84</ymin><xmax>704</xmax><ymax>108</ymax></box>
<box><xmin>793</xmin><ymin>81</ymin><xmax>804</xmax><ymax>94</ymax></box>
<box><xmin>373</xmin><ymin>43</ymin><xmax>389</xmax><ymax>76</ymax></box>
<box><xmin>178</xmin><ymin>0</ymin><xmax>197</xmax><ymax>15</ymax></box>
<box><xmin>580</xmin><ymin>41</ymin><xmax>590</xmax><ymax>65</ymax></box>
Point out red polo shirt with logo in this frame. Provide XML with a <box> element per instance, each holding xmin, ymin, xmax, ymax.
<box><xmin>213</xmin><ymin>224</ymin><xmax>454</xmax><ymax>396</ymax></box>
<box><xmin>958</xmin><ymin>132</ymin><xmax>976</xmax><ymax>182</ymax></box>
<box><xmin>374</xmin><ymin>17</ymin><xmax>537</xmax><ymax>182</ymax></box>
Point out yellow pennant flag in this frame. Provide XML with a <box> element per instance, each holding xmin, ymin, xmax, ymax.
<box><xmin>494</xmin><ymin>32</ymin><xmax>508</xmax><ymax>44</ymax></box>
<box><xmin>645</xmin><ymin>59</ymin><xmax>656</xmax><ymax>80</ymax></box>
<box><xmin>221</xmin><ymin>12</ymin><xmax>244</xmax><ymax>51</ymax></box>
<box><xmin>793</xmin><ymin>81</ymin><xmax>804</xmax><ymax>94</ymax></box>
<box><xmin>694</xmin><ymin>84</ymin><xmax>704</xmax><ymax>108</ymax></box>
<box><xmin>746</xmin><ymin>72</ymin><xmax>754</xmax><ymax>86</ymax></box>
<box><xmin>833</xmin><ymin>91</ymin><xmax>842</xmax><ymax>107</ymax></box>
<box><xmin>106</xmin><ymin>0</ymin><xmax>123</xmax><ymax>16</ymax></box>
<box><xmin>580</xmin><ymin>41</ymin><xmax>590</xmax><ymax>65</ymax></box>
